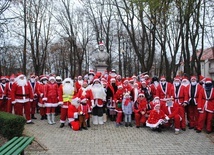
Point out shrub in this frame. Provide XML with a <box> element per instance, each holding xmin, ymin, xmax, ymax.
<box><xmin>0</xmin><ymin>112</ymin><xmax>26</xmax><ymax>140</ymax></box>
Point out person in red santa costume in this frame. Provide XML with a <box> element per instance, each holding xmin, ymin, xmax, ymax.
<box><xmin>28</xmin><ymin>73</ymin><xmax>39</xmax><ymax>119</ymax></box>
<box><xmin>133</xmin><ymin>93</ymin><xmax>148</xmax><ymax>128</ymax></box>
<box><xmin>78</xmin><ymin>98</ymin><xmax>90</xmax><ymax>130</ymax></box>
<box><xmin>0</xmin><ymin>76</ymin><xmax>8</xmax><ymax>112</ymax></box>
<box><xmin>11</xmin><ymin>74</ymin><xmax>34</xmax><ymax>124</ymax></box>
<box><xmin>88</xmin><ymin>70</ymin><xmax>95</xmax><ymax>85</ymax></box>
<box><xmin>67</xmin><ymin>97</ymin><xmax>80</xmax><ymax>131</ymax></box>
<box><xmin>156</xmin><ymin>76</ymin><xmax>173</xmax><ymax>100</ymax></box>
<box><xmin>4</xmin><ymin>74</ymin><xmax>16</xmax><ymax>113</ymax></box>
<box><xmin>58</xmin><ymin>78</ymin><xmax>75</xmax><ymax>128</ymax></box>
<box><xmin>75</xmin><ymin>75</ymin><xmax>83</xmax><ymax>93</ymax></box>
<box><xmin>37</xmin><ymin>75</ymin><xmax>48</xmax><ymax>120</ymax></box>
<box><xmin>186</xmin><ymin>76</ymin><xmax>203</xmax><ymax>130</ymax></box>
<box><xmin>170</xmin><ymin>76</ymin><xmax>188</xmax><ymax>131</ymax></box>
<box><xmin>43</xmin><ymin>76</ymin><xmax>59</xmax><ymax>125</ymax></box>
<box><xmin>91</xmin><ymin>78</ymin><xmax>106</xmax><ymax>125</ymax></box>
<box><xmin>76</xmin><ymin>80</ymin><xmax>94</xmax><ymax>127</ymax></box>
<box><xmin>196</xmin><ymin>78</ymin><xmax>214</xmax><ymax>134</ymax></box>
<box><xmin>146</xmin><ymin>104</ymin><xmax>169</xmax><ymax>132</ymax></box>
<box><xmin>130</xmin><ymin>82</ymin><xmax>141</xmax><ymax>102</ymax></box>
<box><xmin>122</xmin><ymin>79</ymin><xmax>132</xmax><ymax>95</ymax></box>
<box><xmin>150</xmin><ymin>76</ymin><xmax>159</xmax><ymax>97</ymax></box>
<box><xmin>114</xmin><ymin>84</ymin><xmax>124</xmax><ymax>127</ymax></box>
<box><xmin>161</xmin><ymin>96</ymin><xmax>182</xmax><ymax>135</ymax></box>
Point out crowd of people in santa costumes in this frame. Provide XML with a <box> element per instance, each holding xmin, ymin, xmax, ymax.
<box><xmin>0</xmin><ymin>69</ymin><xmax>214</xmax><ymax>134</ymax></box>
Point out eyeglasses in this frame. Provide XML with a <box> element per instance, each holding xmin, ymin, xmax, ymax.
<box><xmin>31</xmin><ymin>77</ymin><xmax>35</xmax><ymax>78</ymax></box>
<box><xmin>139</xmin><ymin>95</ymin><xmax>144</xmax><ymax>97</ymax></box>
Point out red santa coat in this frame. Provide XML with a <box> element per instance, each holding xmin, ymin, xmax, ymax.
<box><xmin>133</xmin><ymin>98</ymin><xmax>147</xmax><ymax>114</ymax></box>
<box><xmin>36</xmin><ymin>83</ymin><xmax>47</xmax><ymax>107</ymax></box>
<box><xmin>75</xmin><ymin>80</ymin><xmax>83</xmax><ymax>93</ymax></box>
<box><xmin>150</xmin><ymin>83</ymin><xmax>158</xmax><ymax>97</ymax></box>
<box><xmin>29</xmin><ymin>81</ymin><xmax>40</xmax><ymax>100</ymax></box>
<box><xmin>123</xmin><ymin>84</ymin><xmax>132</xmax><ymax>94</ymax></box>
<box><xmin>78</xmin><ymin>103</ymin><xmax>90</xmax><ymax>119</ymax></box>
<box><xmin>43</xmin><ymin>83</ymin><xmax>59</xmax><ymax>107</ymax></box>
<box><xmin>76</xmin><ymin>87</ymin><xmax>94</xmax><ymax>110</ymax></box>
<box><xmin>114</xmin><ymin>89</ymin><xmax>124</xmax><ymax>113</ymax></box>
<box><xmin>4</xmin><ymin>82</ymin><xmax>13</xmax><ymax>99</ymax></box>
<box><xmin>198</xmin><ymin>88</ymin><xmax>214</xmax><ymax>113</ymax></box>
<box><xmin>146</xmin><ymin>109</ymin><xmax>166</xmax><ymax>128</ymax></box>
<box><xmin>156</xmin><ymin>82</ymin><xmax>173</xmax><ymax>99</ymax></box>
<box><xmin>186</xmin><ymin>83</ymin><xmax>203</xmax><ymax>105</ymax></box>
<box><xmin>11</xmin><ymin>82</ymin><xmax>34</xmax><ymax>103</ymax></box>
<box><xmin>171</xmin><ymin>85</ymin><xmax>188</xmax><ymax>105</ymax></box>
<box><xmin>0</xmin><ymin>84</ymin><xmax>5</xmax><ymax>99</ymax></box>
<box><xmin>161</xmin><ymin>101</ymin><xmax>180</xmax><ymax>119</ymax></box>
<box><xmin>68</xmin><ymin>104</ymin><xmax>79</xmax><ymax>122</ymax></box>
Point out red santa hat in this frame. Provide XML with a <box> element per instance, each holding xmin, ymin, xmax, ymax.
<box><xmin>78</xmin><ymin>75</ymin><xmax>82</xmax><ymax>79</ymax></box>
<box><xmin>93</xmin><ymin>77</ymin><xmax>100</xmax><ymax>83</ymax></box>
<box><xmin>49</xmin><ymin>76</ymin><xmax>56</xmax><ymax>81</ymax></box>
<box><xmin>173</xmin><ymin>76</ymin><xmax>181</xmax><ymax>81</ymax></box>
<box><xmin>16</xmin><ymin>73</ymin><xmax>25</xmax><ymax>79</ymax></box>
<box><xmin>110</xmin><ymin>78</ymin><xmax>116</xmax><ymax>82</ymax></box>
<box><xmin>132</xmin><ymin>75</ymin><xmax>137</xmax><ymax>79</ymax></box>
<box><xmin>199</xmin><ymin>75</ymin><xmax>205</xmax><ymax>82</ymax></box>
<box><xmin>190</xmin><ymin>76</ymin><xmax>197</xmax><ymax>81</ymax></box>
<box><xmin>205</xmin><ymin>78</ymin><xmax>212</xmax><ymax>84</ymax></box>
<box><xmin>0</xmin><ymin>76</ymin><xmax>7</xmax><ymax>80</ymax></box>
<box><xmin>129</xmin><ymin>78</ymin><xmax>134</xmax><ymax>82</ymax></box>
<box><xmin>116</xmin><ymin>75</ymin><xmax>121</xmax><ymax>79</ymax></box>
<box><xmin>160</xmin><ymin>76</ymin><xmax>166</xmax><ymax>81</ymax></box>
<box><xmin>154</xmin><ymin>104</ymin><xmax>161</xmax><ymax>110</ymax></box>
<box><xmin>123</xmin><ymin>79</ymin><xmax>129</xmax><ymax>83</ymax></box>
<box><xmin>30</xmin><ymin>73</ymin><xmax>36</xmax><ymax>78</ymax></box>
<box><xmin>88</xmin><ymin>69</ymin><xmax>95</xmax><ymax>76</ymax></box>
<box><xmin>138</xmin><ymin>93</ymin><xmax>145</xmax><ymax>97</ymax></box>
<box><xmin>40</xmin><ymin>75</ymin><xmax>48</xmax><ymax>81</ymax></box>
<box><xmin>71</xmin><ymin>121</ymin><xmax>80</xmax><ymax>131</ymax></box>
<box><xmin>10</xmin><ymin>74</ymin><xmax>16</xmax><ymax>80</ymax></box>
<box><xmin>153</xmin><ymin>96</ymin><xmax>160</xmax><ymax>100</ymax></box>
<box><xmin>118</xmin><ymin>85</ymin><xmax>123</xmax><ymax>88</ymax></box>
<box><xmin>83</xmin><ymin>80</ymin><xmax>88</xmax><ymax>85</ymax></box>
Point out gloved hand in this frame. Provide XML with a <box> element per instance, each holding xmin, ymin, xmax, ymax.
<box><xmin>91</xmin><ymin>100</ymin><xmax>95</xmax><ymax>108</ymax></box>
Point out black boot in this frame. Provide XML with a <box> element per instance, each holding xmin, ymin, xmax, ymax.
<box><xmin>125</xmin><ymin>123</ymin><xmax>128</xmax><ymax>127</ymax></box>
<box><xmin>87</xmin><ymin>119</ymin><xmax>91</xmax><ymax>128</ymax></box>
<box><xmin>129</xmin><ymin>123</ymin><xmax>132</xmax><ymax>127</ymax></box>
<box><xmin>31</xmin><ymin>114</ymin><xmax>37</xmax><ymax>119</ymax></box>
<box><xmin>60</xmin><ymin>123</ymin><xmax>64</xmax><ymax>128</ymax></box>
<box><xmin>41</xmin><ymin>116</ymin><xmax>45</xmax><ymax>120</ymax></box>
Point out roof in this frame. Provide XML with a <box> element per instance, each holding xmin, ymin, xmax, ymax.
<box><xmin>196</xmin><ymin>47</ymin><xmax>214</xmax><ymax>61</ymax></box>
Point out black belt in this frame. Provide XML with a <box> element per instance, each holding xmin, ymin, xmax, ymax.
<box><xmin>16</xmin><ymin>94</ymin><xmax>29</xmax><ymax>97</ymax></box>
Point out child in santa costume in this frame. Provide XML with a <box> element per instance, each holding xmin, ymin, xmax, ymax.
<box><xmin>122</xmin><ymin>93</ymin><xmax>133</xmax><ymax>127</ymax></box>
<box><xmin>78</xmin><ymin>98</ymin><xmax>90</xmax><ymax>130</ymax></box>
<box><xmin>146</xmin><ymin>104</ymin><xmax>169</xmax><ymax>132</ymax></box>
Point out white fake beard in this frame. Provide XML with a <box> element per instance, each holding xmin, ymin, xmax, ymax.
<box><xmin>93</xmin><ymin>83</ymin><xmax>102</xmax><ymax>88</ymax></box>
<box><xmin>78</xmin><ymin>80</ymin><xmax>83</xmax><ymax>85</ymax></box>
<box><xmin>82</xmin><ymin>87</ymin><xmax>87</xmax><ymax>96</ymax></box>
<box><xmin>182</xmin><ymin>81</ymin><xmax>189</xmax><ymax>87</ymax></box>
<box><xmin>16</xmin><ymin>78</ymin><xmax>27</xmax><ymax>86</ymax></box>
<box><xmin>63</xmin><ymin>83</ymin><xmax>74</xmax><ymax>95</ymax></box>
<box><xmin>110</xmin><ymin>73</ymin><xmax>116</xmax><ymax>77</ymax></box>
<box><xmin>92</xmin><ymin>84</ymin><xmax>104</xmax><ymax>98</ymax></box>
<box><xmin>154</xmin><ymin>81</ymin><xmax>159</xmax><ymax>87</ymax></box>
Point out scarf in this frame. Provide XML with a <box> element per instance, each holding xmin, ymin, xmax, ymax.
<box><xmin>124</xmin><ymin>98</ymin><xmax>131</xmax><ymax>106</ymax></box>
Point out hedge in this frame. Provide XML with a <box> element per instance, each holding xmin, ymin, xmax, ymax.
<box><xmin>0</xmin><ymin>112</ymin><xmax>26</xmax><ymax>140</ymax></box>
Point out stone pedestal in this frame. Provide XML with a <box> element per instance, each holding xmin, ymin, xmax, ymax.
<box><xmin>95</xmin><ymin>64</ymin><xmax>108</xmax><ymax>75</ymax></box>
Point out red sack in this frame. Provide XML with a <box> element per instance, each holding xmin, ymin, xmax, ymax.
<box><xmin>71</xmin><ymin>121</ymin><xmax>80</xmax><ymax>131</ymax></box>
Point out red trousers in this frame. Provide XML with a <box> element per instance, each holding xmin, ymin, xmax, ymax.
<box><xmin>116</xmin><ymin>112</ymin><xmax>123</xmax><ymax>123</ymax></box>
<box><xmin>0</xmin><ymin>99</ymin><xmax>7</xmax><ymax>112</ymax></box>
<box><xmin>46</xmin><ymin>107</ymin><xmax>55</xmax><ymax>114</ymax></box>
<box><xmin>31</xmin><ymin>99</ymin><xmax>38</xmax><ymax>115</ymax></box>
<box><xmin>14</xmin><ymin>102</ymin><xmax>31</xmax><ymax>121</ymax></box>
<box><xmin>197</xmin><ymin>111</ymin><xmax>213</xmax><ymax>132</ymax></box>
<box><xmin>187</xmin><ymin>105</ymin><xmax>199</xmax><ymax>128</ymax></box>
<box><xmin>179</xmin><ymin>105</ymin><xmax>186</xmax><ymax>129</ymax></box>
<box><xmin>6</xmin><ymin>99</ymin><xmax>13</xmax><ymax>113</ymax></box>
<box><xmin>40</xmin><ymin>107</ymin><xmax>46</xmax><ymax>116</ymax></box>
<box><xmin>134</xmin><ymin>112</ymin><xmax>147</xmax><ymax>127</ymax></box>
<box><xmin>60</xmin><ymin>108</ymin><xmax>68</xmax><ymax>123</ymax></box>
<box><xmin>164</xmin><ymin>114</ymin><xmax>181</xmax><ymax>130</ymax></box>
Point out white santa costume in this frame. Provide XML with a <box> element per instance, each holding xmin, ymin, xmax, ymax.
<box><xmin>91</xmin><ymin>78</ymin><xmax>106</xmax><ymax>125</ymax></box>
<box><xmin>11</xmin><ymin>74</ymin><xmax>34</xmax><ymax>124</ymax></box>
<box><xmin>58</xmin><ymin>78</ymin><xmax>75</xmax><ymax>128</ymax></box>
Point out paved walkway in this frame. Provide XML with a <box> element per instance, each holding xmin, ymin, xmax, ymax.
<box><xmin>24</xmin><ymin>114</ymin><xmax>214</xmax><ymax>155</ymax></box>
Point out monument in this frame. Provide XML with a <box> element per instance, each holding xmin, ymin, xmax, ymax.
<box><xmin>93</xmin><ymin>42</ymin><xmax>109</xmax><ymax>75</ymax></box>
